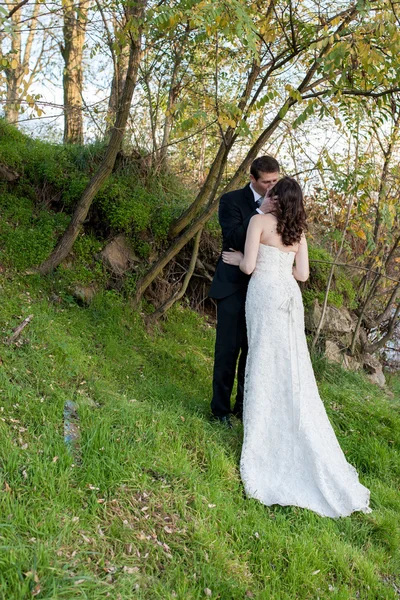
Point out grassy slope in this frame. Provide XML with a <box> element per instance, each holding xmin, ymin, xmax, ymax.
<box><xmin>0</xmin><ymin>271</ymin><xmax>399</xmax><ymax>600</ymax></box>
<box><xmin>0</xmin><ymin>126</ymin><xmax>399</xmax><ymax>598</ymax></box>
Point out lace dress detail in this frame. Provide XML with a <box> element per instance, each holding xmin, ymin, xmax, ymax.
<box><xmin>241</xmin><ymin>244</ymin><xmax>371</xmax><ymax>518</ymax></box>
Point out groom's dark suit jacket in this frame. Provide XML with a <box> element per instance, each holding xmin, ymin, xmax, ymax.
<box><xmin>209</xmin><ymin>183</ymin><xmax>259</xmax><ymax>299</ymax></box>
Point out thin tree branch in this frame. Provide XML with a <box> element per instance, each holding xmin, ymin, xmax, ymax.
<box><xmin>4</xmin><ymin>0</ymin><xmax>29</xmax><ymax>20</ymax></box>
<box><xmin>302</xmin><ymin>87</ymin><xmax>400</xmax><ymax>100</ymax></box>
<box><xmin>147</xmin><ymin>228</ymin><xmax>203</xmax><ymax>322</ymax></box>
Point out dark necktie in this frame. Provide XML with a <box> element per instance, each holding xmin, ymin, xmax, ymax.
<box><xmin>255</xmin><ymin>197</ymin><xmax>262</xmax><ymax>208</ymax></box>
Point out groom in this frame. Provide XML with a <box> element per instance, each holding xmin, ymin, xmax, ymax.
<box><xmin>209</xmin><ymin>155</ymin><xmax>280</xmax><ymax>426</ymax></box>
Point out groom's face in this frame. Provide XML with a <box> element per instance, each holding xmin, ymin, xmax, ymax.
<box><xmin>250</xmin><ymin>170</ymin><xmax>280</xmax><ymax>197</ymax></box>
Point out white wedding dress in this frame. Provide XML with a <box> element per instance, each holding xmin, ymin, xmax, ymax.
<box><xmin>241</xmin><ymin>244</ymin><xmax>371</xmax><ymax>518</ymax></box>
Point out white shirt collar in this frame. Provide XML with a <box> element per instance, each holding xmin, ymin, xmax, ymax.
<box><xmin>250</xmin><ymin>183</ymin><xmax>262</xmax><ymax>203</ymax></box>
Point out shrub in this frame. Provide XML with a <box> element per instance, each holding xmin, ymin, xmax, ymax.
<box><xmin>302</xmin><ymin>289</ymin><xmax>344</xmax><ymax>309</ymax></box>
<box><xmin>0</xmin><ymin>122</ymin><xmax>195</xmax><ymax>244</ymax></box>
<box><xmin>308</xmin><ymin>245</ymin><xmax>332</xmax><ymax>289</ymax></box>
<box><xmin>306</xmin><ymin>244</ymin><xmax>357</xmax><ymax>310</ymax></box>
<box><xmin>0</xmin><ymin>193</ymin><xmax>69</xmax><ymax>269</ymax></box>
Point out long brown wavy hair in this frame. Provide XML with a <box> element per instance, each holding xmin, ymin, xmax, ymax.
<box><xmin>269</xmin><ymin>177</ymin><xmax>307</xmax><ymax>246</ymax></box>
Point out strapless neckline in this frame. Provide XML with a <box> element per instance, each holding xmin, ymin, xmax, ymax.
<box><xmin>259</xmin><ymin>243</ymin><xmax>296</xmax><ymax>255</ymax></box>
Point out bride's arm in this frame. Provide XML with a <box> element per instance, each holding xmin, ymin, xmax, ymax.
<box><xmin>238</xmin><ymin>215</ymin><xmax>263</xmax><ymax>274</ymax></box>
<box><xmin>221</xmin><ymin>215</ymin><xmax>262</xmax><ymax>272</ymax></box>
<box><xmin>292</xmin><ymin>235</ymin><xmax>309</xmax><ymax>281</ymax></box>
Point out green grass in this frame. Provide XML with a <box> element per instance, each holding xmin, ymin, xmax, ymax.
<box><xmin>0</xmin><ymin>272</ymin><xmax>399</xmax><ymax>600</ymax></box>
<box><xmin>0</xmin><ymin>123</ymin><xmax>398</xmax><ymax>598</ymax></box>
<box><xmin>0</xmin><ymin>119</ymin><xmax>194</xmax><ymax>249</ymax></box>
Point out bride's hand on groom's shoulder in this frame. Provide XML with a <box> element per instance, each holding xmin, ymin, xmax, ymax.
<box><xmin>222</xmin><ymin>249</ymin><xmax>244</xmax><ymax>266</ymax></box>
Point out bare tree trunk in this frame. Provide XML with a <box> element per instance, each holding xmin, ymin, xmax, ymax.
<box><xmin>147</xmin><ymin>228</ymin><xmax>202</xmax><ymax>323</ymax></box>
<box><xmin>142</xmin><ymin>69</ymin><xmax>158</xmax><ymax>163</ymax></box>
<box><xmin>311</xmin><ymin>193</ymin><xmax>356</xmax><ymax>352</ymax></box>
<box><xmin>61</xmin><ymin>0</ymin><xmax>89</xmax><ymax>144</ymax></box>
<box><xmin>198</xmin><ymin>112</ymin><xmax>207</xmax><ymax>185</ymax></box>
<box><xmin>4</xmin><ymin>0</ymin><xmax>40</xmax><ymax>124</ymax></box>
<box><xmin>356</xmin><ymin>112</ymin><xmax>400</xmax><ymax>300</ymax></box>
<box><xmin>168</xmin><ymin>60</ymin><xmax>262</xmax><ymax>239</ymax></box>
<box><xmin>107</xmin><ymin>43</ymin><xmax>129</xmax><ymax>131</ymax></box>
<box><xmin>159</xmin><ymin>29</ymin><xmax>188</xmax><ymax>166</ymax></box>
<box><xmin>375</xmin><ymin>280</ymin><xmax>400</xmax><ymax>325</ymax></box>
<box><xmin>4</xmin><ymin>82</ymin><xmax>20</xmax><ymax>124</ymax></box>
<box><xmin>96</xmin><ymin>4</ymin><xmax>129</xmax><ymax>133</ymax></box>
<box><xmin>350</xmin><ymin>272</ymin><xmax>381</xmax><ymax>354</ymax></box>
<box><xmin>312</xmin><ymin>135</ymin><xmax>360</xmax><ymax>353</ymax></box>
<box><xmin>168</xmin><ymin>136</ymin><xmax>234</xmax><ymax>238</ymax></box>
<box><xmin>350</xmin><ymin>235</ymin><xmax>400</xmax><ymax>354</ymax></box>
<box><xmin>363</xmin><ymin>302</ymin><xmax>400</xmax><ymax>355</ymax></box>
<box><xmin>134</xmin><ymin>192</ymin><xmax>219</xmax><ymax>304</ymax></box>
<box><xmin>4</xmin><ymin>5</ymin><xmax>22</xmax><ymax>124</ymax></box>
<box><xmin>38</xmin><ymin>0</ymin><xmax>147</xmax><ymax>275</ymax></box>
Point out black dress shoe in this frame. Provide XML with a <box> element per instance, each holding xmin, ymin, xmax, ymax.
<box><xmin>211</xmin><ymin>415</ymin><xmax>233</xmax><ymax>429</ymax></box>
<box><xmin>232</xmin><ymin>411</ymin><xmax>243</xmax><ymax>421</ymax></box>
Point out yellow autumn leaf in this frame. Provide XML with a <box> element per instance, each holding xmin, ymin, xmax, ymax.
<box><xmin>354</xmin><ymin>229</ymin><xmax>366</xmax><ymax>240</ymax></box>
<box><xmin>11</xmin><ymin>58</ymin><xmax>18</xmax><ymax>69</ymax></box>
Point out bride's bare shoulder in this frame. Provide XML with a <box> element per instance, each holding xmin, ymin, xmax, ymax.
<box><xmin>259</xmin><ymin>212</ymin><xmax>277</xmax><ymax>230</ymax></box>
<box><xmin>251</xmin><ymin>212</ymin><xmax>276</xmax><ymax>224</ymax></box>
<box><xmin>249</xmin><ymin>213</ymin><xmax>267</xmax><ymax>227</ymax></box>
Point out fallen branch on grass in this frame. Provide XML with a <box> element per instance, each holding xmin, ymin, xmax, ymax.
<box><xmin>6</xmin><ymin>314</ymin><xmax>33</xmax><ymax>345</ymax></box>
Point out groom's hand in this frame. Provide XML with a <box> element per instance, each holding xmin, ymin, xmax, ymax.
<box><xmin>222</xmin><ymin>249</ymin><xmax>244</xmax><ymax>266</ymax></box>
<box><xmin>259</xmin><ymin>194</ymin><xmax>277</xmax><ymax>214</ymax></box>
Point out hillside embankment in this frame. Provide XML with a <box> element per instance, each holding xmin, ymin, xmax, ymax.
<box><xmin>0</xmin><ymin>122</ymin><xmax>399</xmax><ymax>599</ymax></box>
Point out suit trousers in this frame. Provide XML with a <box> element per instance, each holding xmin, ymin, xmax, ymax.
<box><xmin>211</xmin><ymin>286</ymin><xmax>248</xmax><ymax>417</ymax></box>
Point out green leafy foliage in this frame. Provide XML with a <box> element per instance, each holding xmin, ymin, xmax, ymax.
<box><xmin>306</xmin><ymin>245</ymin><xmax>358</xmax><ymax>309</ymax></box>
<box><xmin>303</xmin><ymin>289</ymin><xmax>344</xmax><ymax>309</ymax></box>
<box><xmin>0</xmin><ymin>193</ymin><xmax>69</xmax><ymax>269</ymax></box>
<box><xmin>0</xmin><ymin>120</ymin><xmax>194</xmax><ymax>248</ymax></box>
<box><xmin>0</xmin><ymin>120</ymin><xmax>95</xmax><ymax>209</ymax></box>
<box><xmin>292</xmin><ymin>100</ymin><xmax>317</xmax><ymax>129</ymax></box>
<box><xmin>0</xmin><ymin>191</ymin><xmax>105</xmax><ymax>286</ymax></box>
<box><xmin>95</xmin><ymin>179</ymin><xmax>154</xmax><ymax>232</ymax></box>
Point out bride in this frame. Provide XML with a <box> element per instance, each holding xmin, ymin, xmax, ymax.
<box><xmin>222</xmin><ymin>176</ymin><xmax>371</xmax><ymax>518</ymax></box>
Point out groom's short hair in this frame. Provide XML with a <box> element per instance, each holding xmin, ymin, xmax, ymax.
<box><xmin>251</xmin><ymin>156</ymin><xmax>280</xmax><ymax>179</ymax></box>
